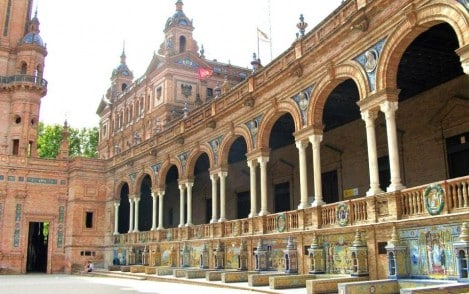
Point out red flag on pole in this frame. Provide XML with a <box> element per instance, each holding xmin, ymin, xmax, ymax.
<box><xmin>198</xmin><ymin>68</ymin><xmax>213</xmax><ymax>79</ymax></box>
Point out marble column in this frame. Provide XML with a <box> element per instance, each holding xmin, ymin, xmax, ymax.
<box><xmin>128</xmin><ymin>196</ymin><xmax>134</xmax><ymax>233</ymax></box>
<box><xmin>309</xmin><ymin>134</ymin><xmax>325</xmax><ymax>206</ymax></box>
<box><xmin>258</xmin><ymin>156</ymin><xmax>270</xmax><ymax>216</ymax></box>
<box><xmin>157</xmin><ymin>190</ymin><xmax>165</xmax><ymax>230</ymax></box>
<box><xmin>210</xmin><ymin>173</ymin><xmax>218</xmax><ymax>223</ymax></box>
<box><xmin>113</xmin><ymin>201</ymin><xmax>120</xmax><ymax>235</ymax></box>
<box><xmin>218</xmin><ymin>171</ymin><xmax>227</xmax><ymax>222</ymax></box>
<box><xmin>380</xmin><ymin>101</ymin><xmax>405</xmax><ymax>192</ymax></box>
<box><xmin>296</xmin><ymin>140</ymin><xmax>309</xmax><ymax>209</ymax></box>
<box><xmin>133</xmin><ymin>197</ymin><xmax>140</xmax><ymax>232</ymax></box>
<box><xmin>178</xmin><ymin>184</ymin><xmax>186</xmax><ymax>227</ymax></box>
<box><xmin>361</xmin><ymin>109</ymin><xmax>384</xmax><ymax>196</ymax></box>
<box><xmin>151</xmin><ymin>192</ymin><xmax>157</xmax><ymax>230</ymax></box>
<box><xmin>247</xmin><ymin>159</ymin><xmax>258</xmax><ymax>218</ymax></box>
<box><xmin>186</xmin><ymin>181</ymin><xmax>194</xmax><ymax>226</ymax></box>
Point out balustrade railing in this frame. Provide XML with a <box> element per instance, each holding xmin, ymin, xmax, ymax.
<box><xmin>113</xmin><ymin>176</ymin><xmax>469</xmax><ymax>246</ymax></box>
<box><xmin>0</xmin><ymin>74</ymin><xmax>47</xmax><ymax>87</ymax></box>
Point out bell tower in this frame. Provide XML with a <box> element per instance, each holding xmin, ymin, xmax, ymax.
<box><xmin>158</xmin><ymin>0</ymin><xmax>199</xmax><ymax>57</ymax></box>
<box><xmin>0</xmin><ymin>1</ymin><xmax>47</xmax><ymax>157</ymax></box>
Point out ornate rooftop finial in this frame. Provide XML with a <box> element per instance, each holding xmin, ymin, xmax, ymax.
<box><xmin>121</xmin><ymin>41</ymin><xmax>126</xmax><ymax>64</ymax></box>
<box><xmin>296</xmin><ymin>14</ymin><xmax>308</xmax><ymax>38</ymax></box>
<box><xmin>200</xmin><ymin>44</ymin><xmax>205</xmax><ymax>58</ymax></box>
<box><xmin>175</xmin><ymin>0</ymin><xmax>183</xmax><ymax>12</ymax></box>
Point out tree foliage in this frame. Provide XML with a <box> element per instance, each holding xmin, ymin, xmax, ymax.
<box><xmin>37</xmin><ymin>122</ymin><xmax>99</xmax><ymax>159</ymax></box>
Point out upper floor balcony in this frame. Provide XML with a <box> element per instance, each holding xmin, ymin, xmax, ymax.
<box><xmin>0</xmin><ymin>74</ymin><xmax>48</xmax><ymax>90</ymax></box>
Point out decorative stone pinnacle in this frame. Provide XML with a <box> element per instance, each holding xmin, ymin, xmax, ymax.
<box><xmin>352</xmin><ymin>230</ymin><xmax>364</xmax><ymax>247</ymax></box>
<box><xmin>388</xmin><ymin>225</ymin><xmax>401</xmax><ymax>246</ymax></box>
<box><xmin>460</xmin><ymin>222</ymin><xmax>469</xmax><ymax>242</ymax></box>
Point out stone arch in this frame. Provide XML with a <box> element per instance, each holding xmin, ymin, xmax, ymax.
<box><xmin>184</xmin><ymin>143</ymin><xmax>214</xmax><ymax>178</ymax></box>
<box><xmin>258</xmin><ymin>100</ymin><xmax>302</xmax><ymax>149</ymax></box>
<box><xmin>377</xmin><ymin>1</ymin><xmax>469</xmax><ymax>90</ymax></box>
<box><xmin>133</xmin><ymin>169</ymin><xmax>156</xmax><ymax>192</ymax></box>
<box><xmin>308</xmin><ymin>61</ymin><xmax>367</xmax><ymax>127</ymax></box>
<box><xmin>218</xmin><ymin>125</ymin><xmax>252</xmax><ymax>166</ymax></box>
<box><xmin>115</xmin><ymin>180</ymin><xmax>130</xmax><ymax>201</ymax></box>
<box><xmin>157</xmin><ymin>156</ymin><xmax>182</xmax><ymax>186</ymax></box>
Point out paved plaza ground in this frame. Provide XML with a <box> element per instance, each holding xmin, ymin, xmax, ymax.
<box><xmin>0</xmin><ymin>273</ymin><xmax>306</xmax><ymax>294</ymax></box>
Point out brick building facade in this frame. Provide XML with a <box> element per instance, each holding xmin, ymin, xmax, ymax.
<box><xmin>1</xmin><ymin>0</ymin><xmax>469</xmax><ymax>282</ymax></box>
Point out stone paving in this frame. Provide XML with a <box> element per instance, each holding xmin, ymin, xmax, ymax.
<box><xmin>0</xmin><ymin>272</ymin><xmax>307</xmax><ymax>294</ymax></box>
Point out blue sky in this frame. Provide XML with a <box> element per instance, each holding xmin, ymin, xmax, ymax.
<box><xmin>35</xmin><ymin>0</ymin><xmax>343</xmax><ymax>128</ymax></box>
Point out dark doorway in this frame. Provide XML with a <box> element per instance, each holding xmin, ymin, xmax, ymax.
<box><xmin>139</xmin><ymin>175</ymin><xmax>153</xmax><ymax>231</ymax></box>
<box><xmin>27</xmin><ymin>222</ymin><xmax>48</xmax><ymax>273</ymax></box>
<box><xmin>274</xmin><ymin>182</ymin><xmax>290</xmax><ymax>213</ymax></box>
<box><xmin>378</xmin><ymin>156</ymin><xmax>391</xmax><ymax>192</ymax></box>
<box><xmin>237</xmin><ymin>191</ymin><xmax>250</xmax><ymax>219</ymax></box>
<box><xmin>322</xmin><ymin>170</ymin><xmax>339</xmax><ymax>203</ymax></box>
<box><xmin>118</xmin><ymin>183</ymin><xmax>130</xmax><ymax>233</ymax></box>
<box><xmin>447</xmin><ymin>132</ymin><xmax>469</xmax><ymax>179</ymax></box>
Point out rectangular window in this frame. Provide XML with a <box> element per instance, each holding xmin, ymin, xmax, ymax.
<box><xmin>206</xmin><ymin>88</ymin><xmax>213</xmax><ymax>98</ymax></box>
<box><xmin>85</xmin><ymin>212</ymin><xmax>93</xmax><ymax>228</ymax></box>
<box><xmin>28</xmin><ymin>141</ymin><xmax>33</xmax><ymax>157</ymax></box>
<box><xmin>12</xmin><ymin>139</ymin><xmax>19</xmax><ymax>155</ymax></box>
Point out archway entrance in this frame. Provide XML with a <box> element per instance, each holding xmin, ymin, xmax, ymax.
<box><xmin>26</xmin><ymin>222</ymin><xmax>49</xmax><ymax>273</ymax></box>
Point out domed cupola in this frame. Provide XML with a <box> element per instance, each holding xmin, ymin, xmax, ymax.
<box><xmin>164</xmin><ymin>0</ymin><xmax>193</xmax><ymax>32</ymax></box>
<box><xmin>111</xmin><ymin>49</ymin><xmax>133</xmax><ymax>80</ymax></box>
<box><xmin>159</xmin><ymin>0</ymin><xmax>198</xmax><ymax>56</ymax></box>
<box><xmin>21</xmin><ymin>10</ymin><xmax>44</xmax><ymax>47</ymax></box>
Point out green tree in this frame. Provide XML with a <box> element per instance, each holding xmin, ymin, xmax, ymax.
<box><xmin>37</xmin><ymin>122</ymin><xmax>99</xmax><ymax>159</ymax></box>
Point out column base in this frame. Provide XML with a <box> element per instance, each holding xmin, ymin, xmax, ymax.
<box><xmin>210</xmin><ymin>218</ymin><xmax>218</xmax><ymax>223</ymax></box>
<box><xmin>178</xmin><ymin>224</ymin><xmax>185</xmax><ymax>228</ymax></box>
<box><xmin>366</xmin><ymin>187</ymin><xmax>384</xmax><ymax>196</ymax></box>
<box><xmin>258</xmin><ymin>210</ymin><xmax>270</xmax><ymax>216</ymax></box>
<box><xmin>311</xmin><ymin>200</ymin><xmax>325</xmax><ymax>207</ymax></box>
<box><xmin>386</xmin><ymin>183</ymin><xmax>406</xmax><ymax>192</ymax></box>
<box><xmin>297</xmin><ymin>202</ymin><xmax>310</xmax><ymax>209</ymax></box>
<box><xmin>133</xmin><ymin>229</ymin><xmax>140</xmax><ymax>233</ymax></box>
<box><xmin>218</xmin><ymin>217</ymin><xmax>227</xmax><ymax>222</ymax></box>
<box><xmin>185</xmin><ymin>223</ymin><xmax>193</xmax><ymax>227</ymax></box>
<box><xmin>248</xmin><ymin>211</ymin><xmax>258</xmax><ymax>218</ymax></box>
<box><xmin>157</xmin><ymin>226</ymin><xmax>164</xmax><ymax>230</ymax></box>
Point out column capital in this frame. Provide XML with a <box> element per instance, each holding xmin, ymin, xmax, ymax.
<box><xmin>456</xmin><ymin>43</ymin><xmax>469</xmax><ymax>75</ymax></box>
<box><xmin>257</xmin><ymin>156</ymin><xmax>269</xmax><ymax>165</ymax></box>
<box><xmin>246</xmin><ymin>148</ymin><xmax>270</xmax><ymax>161</ymax></box>
<box><xmin>295</xmin><ymin>139</ymin><xmax>309</xmax><ymax>150</ymax></box>
<box><xmin>361</xmin><ymin>109</ymin><xmax>379</xmax><ymax>123</ymax></box>
<box><xmin>114</xmin><ymin>201</ymin><xmax>120</xmax><ymax>207</ymax></box>
<box><xmin>309</xmin><ymin>134</ymin><xmax>323</xmax><ymax>145</ymax></box>
<box><xmin>185</xmin><ymin>181</ymin><xmax>194</xmax><ymax>188</ymax></box>
<box><xmin>247</xmin><ymin>158</ymin><xmax>258</xmax><ymax>168</ymax></box>
<box><xmin>380</xmin><ymin>100</ymin><xmax>399</xmax><ymax>116</ymax></box>
<box><xmin>357</xmin><ymin>88</ymin><xmax>400</xmax><ymax>112</ymax></box>
<box><xmin>218</xmin><ymin>171</ymin><xmax>228</xmax><ymax>178</ymax></box>
<box><xmin>210</xmin><ymin>173</ymin><xmax>219</xmax><ymax>181</ymax></box>
<box><xmin>178</xmin><ymin>183</ymin><xmax>186</xmax><ymax>190</ymax></box>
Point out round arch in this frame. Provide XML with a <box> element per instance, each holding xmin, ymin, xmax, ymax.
<box><xmin>377</xmin><ymin>1</ymin><xmax>469</xmax><ymax>90</ymax></box>
<box><xmin>132</xmin><ymin>170</ymin><xmax>156</xmax><ymax>194</ymax></box>
<box><xmin>218</xmin><ymin>125</ymin><xmax>252</xmax><ymax>166</ymax></box>
<box><xmin>308</xmin><ymin>62</ymin><xmax>367</xmax><ymax>127</ymax></box>
<box><xmin>157</xmin><ymin>156</ymin><xmax>182</xmax><ymax>185</ymax></box>
<box><xmin>184</xmin><ymin>143</ymin><xmax>214</xmax><ymax>178</ymax></box>
<box><xmin>257</xmin><ymin>100</ymin><xmax>302</xmax><ymax>149</ymax></box>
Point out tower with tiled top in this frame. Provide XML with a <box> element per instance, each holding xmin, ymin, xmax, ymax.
<box><xmin>0</xmin><ymin>2</ymin><xmax>47</xmax><ymax>157</ymax></box>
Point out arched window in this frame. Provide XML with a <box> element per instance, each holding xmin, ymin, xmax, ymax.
<box><xmin>121</xmin><ymin>83</ymin><xmax>127</xmax><ymax>91</ymax></box>
<box><xmin>36</xmin><ymin>65</ymin><xmax>43</xmax><ymax>79</ymax></box>
<box><xmin>179</xmin><ymin>35</ymin><xmax>186</xmax><ymax>53</ymax></box>
<box><xmin>20</xmin><ymin>62</ymin><xmax>27</xmax><ymax>74</ymax></box>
